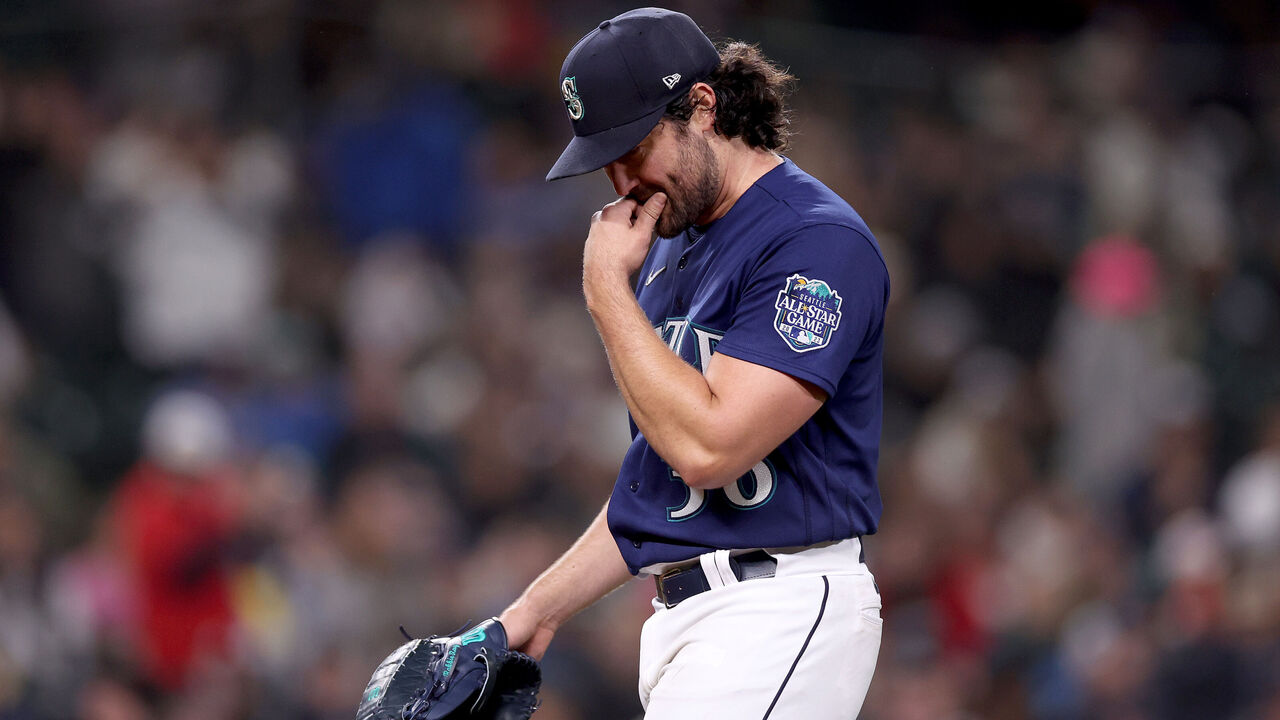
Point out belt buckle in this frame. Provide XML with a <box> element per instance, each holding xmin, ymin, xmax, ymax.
<box><xmin>656</xmin><ymin>566</ymin><xmax>687</xmax><ymax>609</ymax></box>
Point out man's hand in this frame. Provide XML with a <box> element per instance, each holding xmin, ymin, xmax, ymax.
<box><xmin>497</xmin><ymin>603</ymin><xmax>557</xmax><ymax>662</ymax></box>
<box><xmin>583</xmin><ymin>192</ymin><xmax>667</xmax><ymax>301</ymax></box>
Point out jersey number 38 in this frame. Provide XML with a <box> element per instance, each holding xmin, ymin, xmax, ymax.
<box><xmin>667</xmin><ymin>460</ymin><xmax>777</xmax><ymax>521</ymax></box>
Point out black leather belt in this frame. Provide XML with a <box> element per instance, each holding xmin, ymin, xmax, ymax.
<box><xmin>654</xmin><ymin>550</ymin><xmax>778</xmax><ymax>608</ymax></box>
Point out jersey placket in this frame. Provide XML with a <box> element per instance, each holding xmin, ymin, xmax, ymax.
<box><xmin>671</xmin><ymin>229</ymin><xmax>708</xmax><ymax>317</ymax></box>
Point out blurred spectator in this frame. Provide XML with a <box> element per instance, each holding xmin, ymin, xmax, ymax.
<box><xmin>105</xmin><ymin>391</ymin><xmax>243</xmax><ymax>690</ymax></box>
<box><xmin>1219</xmin><ymin>404</ymin><xmax>1280</xmax><ymax>558</ymax></box>
<box><xmin>1048</xmin><ymin>235</ymin><xmax>1174</xmax><ymax>497</ymax></box>
<box><xmin>1149</xmin><ymin>511</ymin><xmax>1247</xmax><ymax>720</ymax></box>
<box><xmin>313</xmin><ymin>80</ymin><xmax>477</xmax><ymax>255</ymax></box>
<box><xmin>90</xmin><ymin>117</ymin><xmax>283</xmax><ymax>369</ymax></box>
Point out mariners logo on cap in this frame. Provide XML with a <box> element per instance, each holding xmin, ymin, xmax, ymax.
<box><xmin>561</xmin><ymin>76</ymin><xmax>584</xmax><ymax>121</ymax></box>
<box><xmin>774</xmin><ymin>275</ymin><xmax>843</xmax><ymax>352</ymax></box>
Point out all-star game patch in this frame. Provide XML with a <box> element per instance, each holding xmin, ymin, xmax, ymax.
<box><xmin>773</xmin><ymin>274</ymin><xmax>843</xmax><ymax>352</ymax></box>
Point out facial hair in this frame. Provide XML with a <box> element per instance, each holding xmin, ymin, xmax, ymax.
<box><xmin>654</xmin><ymin>126</ymin><xmax>720</xmax><ymax>238</ymax></box>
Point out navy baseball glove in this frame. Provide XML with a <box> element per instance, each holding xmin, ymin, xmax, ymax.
<box><xmin>356</xmin><ymin>618</ymin><xmax>541</xmax><ymax>720</ymax></box>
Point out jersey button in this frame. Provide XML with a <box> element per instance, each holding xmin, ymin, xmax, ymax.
<box><xmin>677</xmin><ymin>257</ymin><xmax>688</xmax><ymax>270</ymax></box>
<box><xmin>629</xmin><ymin>481</ymin><xmax>639</xmax><ymax>491</ymax></box>
<box><xmin>632</xmin><ymin>540</ymin><xmax>642</xmax><ymax>548</ymax></box>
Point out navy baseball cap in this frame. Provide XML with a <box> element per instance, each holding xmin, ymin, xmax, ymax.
<box><xmin>546</xmin><ymin>7</ymin><xmax>720</xmax><ymax>181</ymax></box>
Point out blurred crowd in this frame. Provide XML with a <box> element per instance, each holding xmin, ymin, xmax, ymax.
<box><xmin>1</xmin><ymin>1</ymin><xmax>1278</xmax><ymax>719</ymax></box>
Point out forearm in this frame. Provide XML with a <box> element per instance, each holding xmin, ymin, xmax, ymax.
<box><xmin>579</xmin><ymin>193</ymin><xmax>823</xmax><ymax>490</ymax></box>
<box><xmin>503</xmin><ymin>503</ymin><xmax>632</xmax><ymax>632</ymax></box>
<box><xmin>585</xmin><ymin>271</ymin><xmax>730</xmax><ymax>485</ymax></box>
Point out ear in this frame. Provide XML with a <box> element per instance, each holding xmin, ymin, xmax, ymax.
<box><xmin>688</xmin><ymin>82</ymin><xmax>717</xmax><ymax>134</ymax></box>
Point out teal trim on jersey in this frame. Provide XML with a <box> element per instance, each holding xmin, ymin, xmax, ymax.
<box><xmin>686</xmin><ymin>320</ymin><xmax>725</xmax><ymax>370</ymax></box>
<box><xmin>656</xmin><ymin>318</ymin><xmax>688</xmax><ymax>357</ymax></box>
<box><xmin>657</xmin><ymin>316</ymin><xmax>726</xmax><ymax>373</ymax></box>
<box><xmin>686</xmin><ymin>320</ymin><xmax>726</xmax><ymax>336</ymax></box>
<box><xmin>665</xmin><ymin>467</ymin><xmax>706</xmax><ymax>522</ymax></box>
<box><xmin>658</xmin><ymin>320</ymin><xmax>683</xmax><ymax>352</ymax></box>
<box><xmin>725</xmin><ymin>457</ymin><xmax>779</xmax><ymax>510</ymax></box>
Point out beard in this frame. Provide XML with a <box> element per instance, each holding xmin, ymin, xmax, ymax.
<box><xmin>651</xmin><ymin>126</ymin><xmax>721</xmax><ymax>238</ymax></box>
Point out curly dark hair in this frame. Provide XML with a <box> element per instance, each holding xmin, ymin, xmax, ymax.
<box><xmin>664</xmin><ymin>41</ymin><xmax>796</xmax><ymax>151</ymax></box>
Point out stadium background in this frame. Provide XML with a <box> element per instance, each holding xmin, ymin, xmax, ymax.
<box><xmin>1</xmin><ymin>1</ymin><xmax>1278</xmax><ymax>718</ymax></box>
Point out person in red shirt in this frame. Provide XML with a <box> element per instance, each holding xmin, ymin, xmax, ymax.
<box><xmin>107</xmin><ymin>391</ymin><xmax>243</xmax><ymax>690</ymax></box>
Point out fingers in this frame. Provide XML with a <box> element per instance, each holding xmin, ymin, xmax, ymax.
<box><xmin>523</xmin><ymin>625</ymin><xmax>555</xmax><ymax>662</ymax></box>
<box><xmin>638</xmin><ymin>192</ymin><xmax>667</xmax><ymax>225</ymax></box>
<box><xmin>598</xmin><ymin>193</ymin><xmax>665</xmax><ymax>228</ymax></box>
<box><xmin>627</xmin><ymin>192</ymin><xmax>667</xmax><ymax>239</ymax></box>
<box><xmin>600</xmin><ymin>196</ymin><xmax>636</xmax><ymax>221</ymax></box>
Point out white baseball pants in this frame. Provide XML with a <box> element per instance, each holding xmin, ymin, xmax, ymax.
<box><xmin>638</xmin><ymin>537</ymin><xmax>882</xmax><ymax>720</ymax></box>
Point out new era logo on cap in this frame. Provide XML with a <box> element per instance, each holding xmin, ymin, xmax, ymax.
<box><xmin>662</xmin><ymin>73</ymin><xmax>681</xmax><ymax>89</ymax></box>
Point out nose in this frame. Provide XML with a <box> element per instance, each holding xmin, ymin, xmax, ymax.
<box><xmin>605</xmin><ymin>161</ymin><xmax>638</xmax><ymax>197</ymax></box>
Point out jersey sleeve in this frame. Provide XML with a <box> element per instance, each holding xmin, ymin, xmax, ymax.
<box><xmin>711</xmin><ymin>224</ymin><xmax>889</xmax><ymax>397</ymax></box>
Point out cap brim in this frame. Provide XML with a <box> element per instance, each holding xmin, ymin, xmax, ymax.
<box><xmin>545</xmin><ymin>105</ymin><xmax>668</xmax><ymax>181</ymax></box>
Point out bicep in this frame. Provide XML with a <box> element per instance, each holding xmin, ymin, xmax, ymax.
<box><xmin>703</xmin><ymin>352</ymin><xmax>826</xmax><ymax>475</ymax></box>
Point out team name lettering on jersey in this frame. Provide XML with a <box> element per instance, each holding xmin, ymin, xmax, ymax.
<box><xmin>653</xmin><ymin>317</ymin><xmax>777</xmax><ymax>520</ymax></box>
<box><xmin>655</xmin><ymin>318</ymin><xmax>723</xmax><ymax>373</ymax></box>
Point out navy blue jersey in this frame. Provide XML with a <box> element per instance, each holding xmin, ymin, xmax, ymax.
<box><xmin>606</xmin><ymin>158</ymin><xmax>890</xmax><ymax>573</ymax></box>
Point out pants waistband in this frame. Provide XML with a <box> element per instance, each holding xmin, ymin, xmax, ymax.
<box><xmin>654</xmin><ymin>550</ymin><xmax>777</xmax><ymax>608</ymax></box>
<box><xmin>652</xmin><ymin>537</ymin><xmax>867</xmax><ymax>609</ymax></box>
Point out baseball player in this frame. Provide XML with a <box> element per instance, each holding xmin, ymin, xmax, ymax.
<box><xmin>499</xmin><ymin>8</ymin><xmax>888</xmax><ymax>718</ymax></box>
